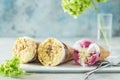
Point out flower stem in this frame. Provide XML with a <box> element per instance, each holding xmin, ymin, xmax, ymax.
<box><xmin>91</xmin><ymin>0</ymin><xmax>110</xmax><ymax>46</ymax></box>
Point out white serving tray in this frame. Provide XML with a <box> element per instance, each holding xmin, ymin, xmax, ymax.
<box><xmin>20</xmin><ymin>60</ymin><xmax>120</xmax><ymax>73</ymax></box>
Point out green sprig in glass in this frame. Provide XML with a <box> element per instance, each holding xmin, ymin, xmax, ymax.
<box><xmin>61</xmin><ymin>0</ymin><xmax>110</xmax><ymax>46</ymax></box>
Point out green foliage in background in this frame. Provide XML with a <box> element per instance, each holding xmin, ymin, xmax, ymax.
<box><xmin>61</xmin><ymin>0</ymin><xmax>107</xmax><ymax>17</ymax></box>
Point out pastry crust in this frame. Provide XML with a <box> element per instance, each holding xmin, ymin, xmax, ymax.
<box><xmin>73</xmin><ymin>39</ymin><xmax>110</xmax><ymax>66</ymax></box>
<box><xmin>38</xmin><ymin>38</ymin><xmax>73</xmax><ymax>66</ymax></box>
<box><xmin>13</xmin><ymin>37</ymin><xmax>39</xmax><ymax>63</ymax></box>
<box><xmin>62</xmin><ymin>43</ymin><xmax>73</xmax><ymax>63</ymax></box>
<box><xmin>99</xmin><ymin>45</ymin><xmax>110</xmax><ymax>61</ymax></box>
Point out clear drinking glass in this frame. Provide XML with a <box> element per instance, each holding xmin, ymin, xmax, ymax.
<box><xmin>97</xmin><ymin>13</ymin><xmax>112</xmax><ymax>52</ymax></box>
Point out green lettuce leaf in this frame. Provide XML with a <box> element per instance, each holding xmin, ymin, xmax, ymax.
<box><xmin>0</xmin><ymin>57</ymin><xmax>25</xmax><ymax>78</ymax></box>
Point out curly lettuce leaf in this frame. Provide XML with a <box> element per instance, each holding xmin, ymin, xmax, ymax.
<box><xmin>0</xmin><ymin>57</ymin><xmax>24</xmax><ymax>78</ymax></box>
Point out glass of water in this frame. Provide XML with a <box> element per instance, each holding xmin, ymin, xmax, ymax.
<box><xmin>97</xmin><ymin>13</ymin><xmax>112</xmax><ymax>52</ymax></box>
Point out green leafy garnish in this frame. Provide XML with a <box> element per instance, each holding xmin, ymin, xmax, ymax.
<box><xmin>0</xmin><ymin>57</ymin><xmax>25</xmax><ymax>78</ymax></box>
<box><xmin>61</xmin><ymin>0</ymin><xmax>107</xmax><ymax>17</ymax></box>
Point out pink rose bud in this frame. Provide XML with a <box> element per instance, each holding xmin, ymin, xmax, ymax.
<box><xmin>73</xmin><ymin>39</ymin><xmax>100</xmax><ymax>66</ymax></box>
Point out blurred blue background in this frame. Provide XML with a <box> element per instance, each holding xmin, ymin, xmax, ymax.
<box><xmin>0</xmin><ymin>0</ymin><xmax>120</xmax><ymax>38</ymax></box>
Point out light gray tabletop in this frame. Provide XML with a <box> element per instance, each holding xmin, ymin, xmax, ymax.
<box><xmin>0</xmin><ymin>37</ymin><xmax>120</xmax><ymax>80</ymax></box>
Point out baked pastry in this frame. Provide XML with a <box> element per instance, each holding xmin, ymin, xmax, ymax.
<box><xmin>38</xmin><ymin>38</ymin><xmax>73</xmax><ymax>66</ymax></box>
<box><xmin>73</xmin><ymin>39</ymin><xmax>110</xmax><ymax>66</ymax></box>
<box><xmin>13</xmin><ymin>37</ymin><xmax>39</xmax><ymax>64</ymax></box>
<box><xmin>98</xmin><ymin>45</ymin><xmax>110</xmax><ymax>61</ymax></box>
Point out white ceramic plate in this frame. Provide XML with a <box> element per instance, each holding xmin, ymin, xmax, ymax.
<box><xmin>20</xmin><ymin>60</ymin><xmax>120</xmax><ymax>73</ymax></box>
